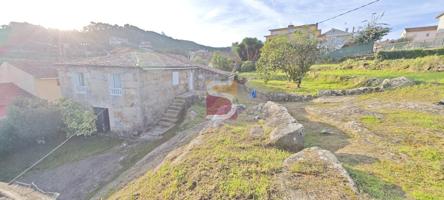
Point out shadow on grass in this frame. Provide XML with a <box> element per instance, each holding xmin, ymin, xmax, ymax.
<box><xmin>345</xmin><ymin>166</ymin><xmax>406</xmax><ymax>200</ymax></box>
<box><xmin>337</xmin><ymin>153</ymin><xmax>379</xmax><ymax>166</ymax></box>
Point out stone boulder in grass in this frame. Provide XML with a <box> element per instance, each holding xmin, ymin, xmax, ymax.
<box><xmin>381</xmin><ymin>76</ymin><xmax>415</xmax><ymax>89</ymax></box>
<box><xmin>280</xmin><ymin>147</ymin><xmax>360</xmax><ymax>200</ymax></box>
<box><xmin>261</xmin><ymin>101</ymin><xmax>304</xmax><ymax>152</ymax></box>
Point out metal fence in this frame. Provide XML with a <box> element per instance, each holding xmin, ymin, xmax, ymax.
<box><xmin>323</xmin><ymin>42</ymin><xmax>374</xmax><ymax>61</ymax></box>
<box><xmin>376</xmin><ymin>38</ymin><xmax>444</xmax><ymax>51</ymax></box>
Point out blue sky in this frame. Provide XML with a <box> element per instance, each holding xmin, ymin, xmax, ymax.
<box><xmin>0</xmin><ymin>0</ymin><xmax>443</xmax><ymax>47</ymax></box>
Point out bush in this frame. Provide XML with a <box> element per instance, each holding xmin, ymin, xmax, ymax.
<box><xmin>0</xmin><ymin>121</ymin><xmax>17</xmax><ymax>155</ymax></box>
<box><xmin>239</xmin><ymin>61</ymin><xmax>256</xmax><ymax>72</ymax></box>
<box><xmin>5</xmin><ymin>97</ymin><xmax>63</xmax><ymax>142</ymax></box>
<box><xmin>57</xmin><ymin>99</ymin><xmax>97</xmax><ymax>137</ymax></box>
<box><xmin>376</xmin><ymin>48</ymin><xmax>444</xmax><ymax>60</ymax></box>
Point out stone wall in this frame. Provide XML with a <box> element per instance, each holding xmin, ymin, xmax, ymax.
<box><xmin>58</xmin><ymin>66</ymin><xmax>144</xmax><ymax>133</ymax></box>
<box><xmin>139</xmin><ymin>69</ymin><xmax>192</xmax><ymax>127</ymax></box>
<box><xmin>58</xmin><ymin>65</ymin><xmax>230</xmax><ymax>136</ymax></box>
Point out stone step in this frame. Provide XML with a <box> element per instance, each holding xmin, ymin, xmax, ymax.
<box><xmin>171</xmin><ymin>101</ymin><xmax>186</xmax><ymax>107</ymax></box>
<box><xmin>169</xmin><ymin>105</ymin><xmax>183</xmax><ymax>111</ymax></box>
<box><xmin>164</xmin><ymin>111</ymin><xmax>180</xmax><ymax>118</ymax></box>
<box><xmin>160</xmin><ymin>116</ymin><xmax>178</xmax><ymax>123</ymax></box>
<box><xmin>175</xmin><ymin>96</ymin><xmax>187</xmax><ymax>102</ymax></box>
<box><xmin>158</xmin><ymin>120</ymin><xmax>175</xmax><ymax>128</ymax></box>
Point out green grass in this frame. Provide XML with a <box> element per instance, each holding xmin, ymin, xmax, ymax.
<box><xmin>109</xmin><ymin>123</ymin><xmax>292</xmax><ymax>200</ymax></box>
<box><xmin>240</xmin><ymin>69</ymin><xmax>444</xmax><ymax>95</ymax></box>
<box><xmin>35</xmin><ymin>135</ymin><xmax>122</xmax><ymax>170</ymax></box>
<box><xmin>0</xmin><ymin>135</ymin><xmax>121</xmax><ymax>181</ymax></box>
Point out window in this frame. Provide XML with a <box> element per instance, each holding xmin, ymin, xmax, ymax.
<box><xmin>75</xmin><ymin>72</ymin><xmax>87</xmax><ymax>94</ymax></box>
<box><xmin>110</xmin><ymin>73</ymin><xmax>123</xmax><ymax>96</ymax></box>
<box><xmin>172</xmin><ymin>71</ymin><xmax>179</xmax><ymax>86</ymax></box>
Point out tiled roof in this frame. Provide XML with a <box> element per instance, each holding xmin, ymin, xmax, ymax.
<box><xmin>0</xmin><ymin>83</ymin><xmax>33</xmax><ymax>118</ymax></box>
<box><xmin>404</xmin><ymin>26</ymin><xmax>438</xmax><ymax>32</ymax></box>
<box><xmin>4</xmin><ymin>60</ymin><xmax>58</xmax><ymax>78</ymax></box>
<box><xmin>60</xmin><ymin>49</ymin><xmax>195</xmax><ymax>68</ymax></box>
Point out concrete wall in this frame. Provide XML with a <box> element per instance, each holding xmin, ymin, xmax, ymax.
<box><xmin>438</xmin><ymin>15</ymin><xmax>444</xmax><ymax>32</ymax></box>
<box><xmin>405</xmin><ymin>30</ymin><xmax>437</xmax><ymax>42</ymax></box>
<box><xmin>35</xmin><ymin>79</ymin><xmax>62</xmax><ymax>102</ymax></box>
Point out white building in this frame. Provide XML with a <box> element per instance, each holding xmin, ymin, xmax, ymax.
<box><xmin>400</xmin><ymin>11</ymin><xmax>444</xmax><ymax>42</ymax></box>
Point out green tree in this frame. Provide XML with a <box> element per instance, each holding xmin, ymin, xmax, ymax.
<box><xmin>353</xmin><ymin>13</ymin><xmax>391</xmax><ymax>44</ymax></box>
<box><xmin>210</xmin><ymin>52</ymin><xmax>233</xmax><ymax>72</ymax></box>
<box><xmin>232</xmin><ymin>38</ymin><xmax>263</xmax><ymax>62</ymax></box>
<box><xmin>57</xmin><ymin>99</ymin><xmax>97</xmax><ymax>137</ymax></box>
<box><xmin>257</xmin><ymin>32</ymin><xmax>319</xmax><ymax>88</ymax></box>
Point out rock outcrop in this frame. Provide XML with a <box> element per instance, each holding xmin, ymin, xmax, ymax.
<box><xmin>380</xmin><ymin>76</ymin><xmax>415</xmax><ymax>89</ymax></box>
<box><xmin>279</xmin><ymin>147</ymin><xmax>359</xmax><ymax>200</ymax></box>
<box><xmin>261</xmin><ymin>101</ymin><xmax>304</xmax><ymax>152</ymax></box>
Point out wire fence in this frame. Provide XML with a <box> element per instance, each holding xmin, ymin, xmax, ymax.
<box><xmin>322</xmin><ymin>42</ymin><xmax>375</xmax><ymax>61</ymax></box>
<box><xmin>376</xmin><ymin>38</ymin><xmax>444</xmax><ymax>51</ymax></box>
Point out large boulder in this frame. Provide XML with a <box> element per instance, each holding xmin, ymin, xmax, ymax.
<box><xmin>381</xmin><ymin>76</ymin><xmax>415</xmax><ymax>89</ymax></box>
<box><xmin>261</xmin><ymin>101</ymin><xmax>304</xmax><ymax>152</ymax></box>
<box><xmin>269</xmin><ymin>123</ymin><xmax>304</xmax><ymax>152</ymax></box>
<box><xmin>280</xmin><ymin>147</ymin><xmax>359</xmax><ymax>200</ymax></box>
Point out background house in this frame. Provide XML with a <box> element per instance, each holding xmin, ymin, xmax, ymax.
<box><xmin>265</xmin><ymin>24</ymin><xmax>321</xmax><ymax>40</ymax></box>
<box><xmin>0</xmin><ymin>83</ymin><xmax>32</xmax><ymax>119</ymax></box>
<box><xmin>57</xmin><ymin>50</ymin><xmax>229</xmax><ymax>134</ymax></box>
<box><xmin>0</xmin><ymin>61</ymin><xmax>61</xmax><ymax>102</ymax></box>
<box><xmin>400</xmin><ymin>26</ymin><xmax>439</xmax><ymax>42</ymax></box>
<box><xmin>320</xmin><ymin>28</ymin><xmax>353</xmax><ymax>50</ymax></box>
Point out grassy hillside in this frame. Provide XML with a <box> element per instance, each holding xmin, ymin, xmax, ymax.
<box><xmin>0</xmin><ymin>22</ymin><xmax>228</xmax><ymax>59</ymax></box>
<box><xmin>109</xmin><ymin>121</ymin><xmax>293</xmax><ymax>199</ymax></box>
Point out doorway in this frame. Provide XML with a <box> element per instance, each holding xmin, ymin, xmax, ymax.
<box><xmin>94</xmin><ymin>107</ymin><xmax>110</xmax><ymax>133</ymax></box>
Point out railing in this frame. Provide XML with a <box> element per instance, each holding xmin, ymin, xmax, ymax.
<box><xmin>110</xmin><ymin>88</ymin><xmax>123</xmax><ymax>96</ymax></box>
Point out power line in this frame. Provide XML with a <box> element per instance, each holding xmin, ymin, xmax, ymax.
<box><xmin>317</xmin><ymin>0</ymin><xmax>382</xmax><ymax>24</ymax></box>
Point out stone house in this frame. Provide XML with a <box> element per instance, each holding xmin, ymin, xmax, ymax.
<box><xmin>0</xmin><ymin>60</ymin><xmax>62</xmax><ymax>102</ymax></box>
<box><xmin>57</xmin><ymin>50</ymin><xmax>230</xmax><ymax>134</ymax></box>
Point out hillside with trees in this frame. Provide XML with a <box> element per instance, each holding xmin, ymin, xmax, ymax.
<box><xmin>0</xmin><ymin>22</ymin><xmax>228</xmax><ymax>61</ymax></box>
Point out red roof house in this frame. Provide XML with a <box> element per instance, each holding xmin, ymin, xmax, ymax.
<box><xmin>0</xmin><ymin>83</ymin><xmax>32</xmax><ymax>118</ymax></box>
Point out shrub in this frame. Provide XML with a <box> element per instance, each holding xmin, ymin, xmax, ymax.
<box><xmin>57</xmin><ymin>99</ymin><xmax>97</xmax><ymax>137</ymax></box>
<box><xmin>5</xmin><ymin>97</ymin><xmax>63</xmax><ymax>142</ymax></box>
<box><xmin>0</xmin><ymin>121</ymin><xmax>17</xmax><ymax>155</ymax></box>
<box><xmin>239</xmin><ymin>61</ymin><xmax>256</xmax><ymax>72</ymax></box>
<box><xmin>376</xmin><ymin>48</ymin><xmax>444</xmax><ymax>60</ymax></box>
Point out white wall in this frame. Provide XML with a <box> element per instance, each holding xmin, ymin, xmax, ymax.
<box><xmin>438</xmin><ymin>15</ymin><xmax>444</xmax><ymax>32</ymax></box>
<box><xmin>0</xmin><ymin>62</ymin><xmax>36</xmax><ymax>94</ymax></box>
<box><xmin>405</xmin><ymin>30</ymin><xmax>437</xmax><ymax>42</ymax></box>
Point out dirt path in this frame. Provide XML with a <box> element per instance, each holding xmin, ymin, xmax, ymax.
<box><xmin>19</xmin><ymin>145</ymin><xmax>126</xmax><ymax>200</ymax></box>
<box><xmin>91</xmin><ymin>121</ymin><xmax>209</xmax><ymax>200</ymax></box>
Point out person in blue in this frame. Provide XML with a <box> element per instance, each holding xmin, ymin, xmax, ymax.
<box><xmin>251</xmin><ymin>89</ymin><xmax>257</xmax><ymax>99</ymax></box>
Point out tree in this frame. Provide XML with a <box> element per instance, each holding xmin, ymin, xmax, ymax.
<box><xmin>232</xmin><ymin>38</ymin><xmax>263</xmax><ymax>62</ymax></box>
<box><xmin>353</xmin><ymin>13</ymin><xmax>391</xmax><ymax>44</ymax></box>
<box><xmin>257</xmin><ymin>32</ymin><xmax>319</xmax><ymax>88</ymax></box>
<box><xmin>210</xmin><ymin>52</ymin><xmax>233</xmax><ymax>72</ymax></box>
<box><xmin>57</xmin><ymin>99</ymin><xmax>97</xmax><ymax>137</ymax></box>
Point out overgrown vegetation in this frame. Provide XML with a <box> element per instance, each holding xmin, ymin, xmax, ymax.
<box><xmin>0</xmin><ymin>98</ymin><xmax>97</xmax><ymax>155</ymax></box>
<box><xmin>376</xmin><ymin>48</ymin><xmax>444</xmax><ymax>60</ymax></box>
<box><xmin>210</xmin><ymin>52</ymin><xmax>234</xmax><ymax>72</ymax></box>
<box><xmin>109</xmin><ymin>123</ymin><xmax>292</xmax><ymax>199</ymax></box>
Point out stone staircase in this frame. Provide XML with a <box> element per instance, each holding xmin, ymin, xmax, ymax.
<box><xmin>158</xmin><ymin>96</ymin><xmax>188</xmax><ymax>128</ymax></box>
